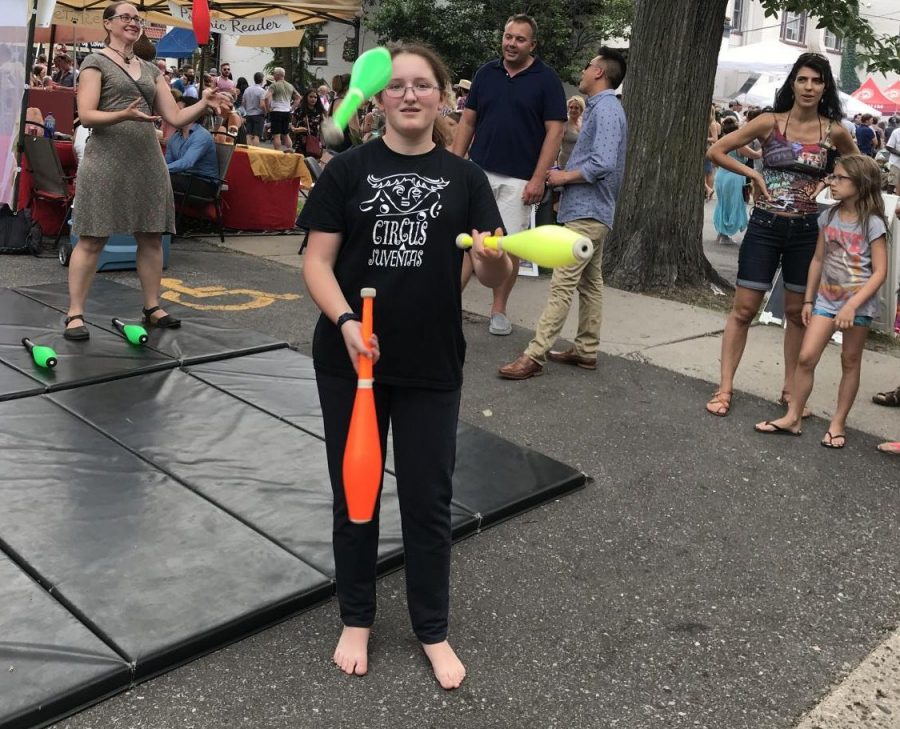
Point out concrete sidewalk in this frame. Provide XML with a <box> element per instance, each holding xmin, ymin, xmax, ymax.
<box><xmin>214</xmin><ymin>231</ymin><xmax>900</xmax><ymax>443</ymax></box>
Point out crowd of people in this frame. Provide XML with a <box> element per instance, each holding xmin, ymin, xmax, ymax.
<box><xmin>30</xmin><ymin>48</ymin><xmax>78</xmax><ymax>89</ymax></box>
<box><xmin>26</xmin><ymin>1</ymin><xmax>900</xmax><ymax>693</ymax></box>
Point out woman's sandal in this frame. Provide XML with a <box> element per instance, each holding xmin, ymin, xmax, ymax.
<box><xmin>777</xmin><ymin>392</ymin><xmax>812</xmax><ymax>419</ymax></box>
<box><xmin>821</xmin><ymin>432</ymin><xmax>846</xmax><ymax>449</ymax></box>
<box><xmin>876</xmin><ymin>441</ymin><xmax>900</xmax><ymax>454</ymax></box>
<box><xmin>706</xmin><ymin>390</ymin><xmax>732</xmax><ymax>417</ymax></box>
<box><xmin>755</xmin><ymin>421</ymin><xmax>802</xmax><ymax>436</ymax></box>
<box><xmin>63</xmin><ymin>314</ymin><xmax>90</xmax><ymax>341</ymax></box>
<box><xmin>872</xmin><ymin>387</ymin><xmax>900</xmax><ymax>407</ymax></box>
<box><xmin>142</xmin><ymin>306</ymin><xmax>181</xmax><ymax>329</ymax></box>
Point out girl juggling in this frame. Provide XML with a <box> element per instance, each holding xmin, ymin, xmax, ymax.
<box><xmin>298</xmin><ymin>44</ymin><xmax>510</xmax><ymax>689</ymax></box>
<box><xmin>755</xmin><ymin>155</ymin><xmax>889</xmax><ymax>447</ymax></box>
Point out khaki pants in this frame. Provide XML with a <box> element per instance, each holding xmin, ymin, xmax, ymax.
<box><xmin>524</xmin><ymin>218</ymin><xmax>608</xmax><ymax>364</ymax></box>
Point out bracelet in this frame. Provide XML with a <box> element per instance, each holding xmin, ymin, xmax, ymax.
<box><xmin>336</xmin><ymin>311</ymin><xmax>360</xmax><ymax>329</ymax></box>
<box><xmin>803</xmin><ymin>301</ymin><xmax>814</xmax><ymax>305</ymax></box>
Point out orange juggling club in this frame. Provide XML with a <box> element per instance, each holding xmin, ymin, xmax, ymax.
<box><xmin>342</xmin><ymin>287</ymin><xmax>383</xmax><ymax>524</ymax></box>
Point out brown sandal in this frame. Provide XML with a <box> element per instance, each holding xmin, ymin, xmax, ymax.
<box><xmin>872</xmin><ymin>387</ymin><xmax>900</xmax><ymax>407</ymax></box>
<box><xmin>706</xmin><ymin>390</ymin><xmax>732</xmax><ymax>417</ymax></box>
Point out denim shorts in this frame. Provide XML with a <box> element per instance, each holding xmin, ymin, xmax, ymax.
<box><xmin>812</xmin><ymin>307</ymin><xmax>873</xmax><ymax>328</ymax></box>
<box><xmin>737</xmin><ymin>208</ymin><xmax>819</xmax><ymax>293</ymax></box>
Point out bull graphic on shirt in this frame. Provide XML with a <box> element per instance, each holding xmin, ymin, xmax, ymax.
<box><xmin>361</xmin><ymin>173</ymin><xmax>450</xmax><ymax>268</ymax></box>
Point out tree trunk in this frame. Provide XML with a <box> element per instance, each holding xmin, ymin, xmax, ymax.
<box><xmin>604</xmin><ymin>0</ymin><xmax>730</xmax><ymax>291</ymax></box>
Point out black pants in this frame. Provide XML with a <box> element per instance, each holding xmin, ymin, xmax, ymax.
<box><xmin>316</xmin><ymin>373</ymin><xmax>460</xmax><ymax>644</ymax></box>
<box><xmin>170</xmin><ymin>173</ymin><xmax>218</xmax><ymax>200</ymax></box>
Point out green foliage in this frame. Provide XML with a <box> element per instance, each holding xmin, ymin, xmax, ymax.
<box><xmin>364</xmin><ymin>0</ymin><xmax>632</xmax><ymax>83</ymax></box>
<box><xmin>759</xmin><ymin>0</ymin><xmax>900</xmax><ymax>73</ymax></box>
<box><xmin>839</xmin><ymin>37</ymin><xmax>859</xmax><ymax>94</ymax></box>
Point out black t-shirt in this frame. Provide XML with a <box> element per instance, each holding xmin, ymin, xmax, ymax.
<box><xmin>297</xmin><ymin>138</ymin><xmax>503</xmax><ymax>389</ymax></box>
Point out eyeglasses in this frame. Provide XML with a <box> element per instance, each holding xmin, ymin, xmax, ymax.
<box><xmin>383</xmin><ymin>82</ymin><xmax>439</xmax><ymax>99</ymax></box>
<box><xmin>583</xmin><ymin>60</ymin><xmax>602</xmax><ymax>71</ymax></box>
<box><xmin>825</xmin><ymin>173</ymin><xmax>853</xmax><ymax>183</ymax></box>
<box><xmin>109</xmin><ymin>14</ymin><xmax>144</xmax><ymax>25</ymax></box>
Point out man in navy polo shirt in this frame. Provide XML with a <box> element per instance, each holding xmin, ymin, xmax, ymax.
<box><xmin>452</xmin><ymin>13</ymin><xmax>567</xmax><ymax>336</ymax></box>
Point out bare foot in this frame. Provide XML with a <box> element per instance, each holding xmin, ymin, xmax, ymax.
<box><xmin>333</xmin><ymin>626</ymin><xmax>370</xmax><ymax>676</ymax></box>
<box><xmin>422</xmin><ymin>640</ymin><xmax>466</xmax><ymax>690</ymax></box>
<box><xmin>777</xmin><ymin>393</ymin><xmax>812</xmax><ymax>419</ymax></box>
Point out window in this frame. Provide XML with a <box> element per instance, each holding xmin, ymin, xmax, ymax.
<box><xmin>780</xmin><ymin>11</ymin><xmax>807</xmax><ymax>44</ymax></box>
<box><xmin>824</xmin><ymin>29</ymin><xmax>842</xmax><ymax>52</ymax></box>
<box><xmin>731</xmin><ymin>0</ymin><xmax>744</xmax><ymax>33</ymax></box>
<box><xmin>311</xmin><ymin>35</ymin><xmax>328</xmax><ymax>64</ymax></box>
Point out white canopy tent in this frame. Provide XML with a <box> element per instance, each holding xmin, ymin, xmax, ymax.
<box><xmin>717</xmin><ymin>41</ymin><xmax>805</xmax><ymax>74</ymax></box>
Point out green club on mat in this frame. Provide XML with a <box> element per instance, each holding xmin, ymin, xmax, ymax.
<box><xmin>112</xmin><ymin>317</ymin><xmax>149</xmax><ymax>345</ymax></box>
<box><xmin>22</xmin><ymin>338</ymin><xmax>58</xmax><ymax>369</ymax></box>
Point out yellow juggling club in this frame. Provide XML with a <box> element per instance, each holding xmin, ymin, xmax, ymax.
<box><xmin>455</xmin><ymin>225</ymin><xmax>594</xmax><ymax>268</ymax></box>
<box><xmin>320</xmin><ymin>47</ymin><xmax>393</xmax><ymax>147</ymax></box>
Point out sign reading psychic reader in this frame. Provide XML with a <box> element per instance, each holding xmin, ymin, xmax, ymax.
<box><xmin>167</xmin><ymin>2</ymin><xmax>293</xmax><ymax>34</ymax></box>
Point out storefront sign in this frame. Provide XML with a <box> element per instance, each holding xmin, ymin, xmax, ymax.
<box><xmin>167</xmin><ymin>3</ymin><xmax>294</xmax><ymax>35</ymax></box>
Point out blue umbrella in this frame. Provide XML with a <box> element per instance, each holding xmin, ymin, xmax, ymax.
<box><xmin>156</xmin><ymin>27</ymin><xmax>198</xmax><ymax>59</ymax></box>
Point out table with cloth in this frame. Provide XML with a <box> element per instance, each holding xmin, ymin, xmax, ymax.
<box><xmin>220</xmin><ymin>146</ymin><xmax>312</xmax><ymax>231</ymax></box>
<box><xmin>17</xmin><ymin>140</ymin><xmax>76</xmax><ymax>237</ymax></box>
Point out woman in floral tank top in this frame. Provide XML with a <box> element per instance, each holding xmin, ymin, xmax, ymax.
<box><xmin>704</xmin><ymin>53</ymin><xmax>857</xmax><ymax>418</ymax></box>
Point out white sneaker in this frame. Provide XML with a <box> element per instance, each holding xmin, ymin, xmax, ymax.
<box><xmin>489</xmin><ymin>312</ymin><xmax>512</xmax><ymax>336</ymax></box>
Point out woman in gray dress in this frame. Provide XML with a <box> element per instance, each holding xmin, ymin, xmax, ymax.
<box><xmin>64</xmin><ymin>1</ymin><xmax>228</xmax><ymax>340</ymax></box>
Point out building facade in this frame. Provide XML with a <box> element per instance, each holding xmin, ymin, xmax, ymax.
<box><xmin>720</xmin><ymin>0</ymin><xmax>899</xmax><ymax>97</ymax></box>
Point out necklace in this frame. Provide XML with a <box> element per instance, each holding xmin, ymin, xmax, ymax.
<box><xmin>106</xmin><ymin>45</ymin><xmax>135</xmax><ymax>63</ymax></box>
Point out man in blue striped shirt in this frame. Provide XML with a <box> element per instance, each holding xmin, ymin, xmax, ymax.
<box><xmin>500</xmin><ymin>47</ymin><xmax>627</xmax><ymax>380</ymax></box>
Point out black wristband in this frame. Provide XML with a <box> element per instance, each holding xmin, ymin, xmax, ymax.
<box><xmin>336</xmin><ymin>312</ymin><xmax>360</xmax><ymax>329</ymax></box>
<box><xmin>804</xmin><ymin>301</ymin><xmax>814</xmax><ymax>305</ymax></box>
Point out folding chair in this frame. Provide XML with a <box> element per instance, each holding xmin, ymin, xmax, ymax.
<box><xmin>22</xmin><ymin>132</ymin><xmax>76</xmax><ymax>249</ymax></box>
<box><xmin>296</xmin><ymin>156</ymin><xmax>325</xmax><ymax>255</ymax></box>
<box><xmin>172</xmin><ymin>141</ymin><xmax>236</xmax><ymax>242</ymax></box>
<box><xmin>304</xmin><ymin>156</ymin><xmax>323</xmax><ymax>182</ymax></box>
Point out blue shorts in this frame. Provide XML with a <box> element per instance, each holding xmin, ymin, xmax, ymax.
<box><xmin>812</xmin><ymin>307</ymin><xmax>873</xmax><ymax>328</ymax></box>
<box><xmin>737</xmin><ymin>209</ymin><xmax>818</xmax><ymax>293</ymax></box>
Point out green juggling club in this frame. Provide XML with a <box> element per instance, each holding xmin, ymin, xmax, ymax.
<box><xmin>22</xmin><ymin>338</ymin><xmax>57</xmax><ymax>369</ymax></box>
<box><xmin>320</xmin><ymin>47</ymin><xmax>393</xmax><ymax>147</ymax></box>
<box><xmin>112</xmin><ymin>318</ymin><xmax>149</xmax><ymax>345</ymax></box>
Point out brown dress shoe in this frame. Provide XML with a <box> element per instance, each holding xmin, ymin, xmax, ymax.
<box><xmin>498</xmin><ymin>354</ymin><xmax>543</xmax><ymax>380</ymax></box>
<box><xmin>547</xmin><ymin>348</ymin><xmax>596</xmax><ymax>370</ymax></box>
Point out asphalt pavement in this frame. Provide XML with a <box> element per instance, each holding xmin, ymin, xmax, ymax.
<box><xmin>2</xmin><ymin>216</ymin><xmax>897</xmax><ymax>729</ymax></box>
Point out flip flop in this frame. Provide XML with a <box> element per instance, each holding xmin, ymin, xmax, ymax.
<box><xmin>821</xmin><ymin>432</ymin><xmax>846</xmax><ymax>449</ymax></box>
<box><xmin>876</xmin><ymin>441</ymin><xmax>900</xmax><ymax>454</ymax></box>
<box><xmin>755</xmin><ymin>421</ymin><xmax>802</xmax><ymax>436</ymax></box>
